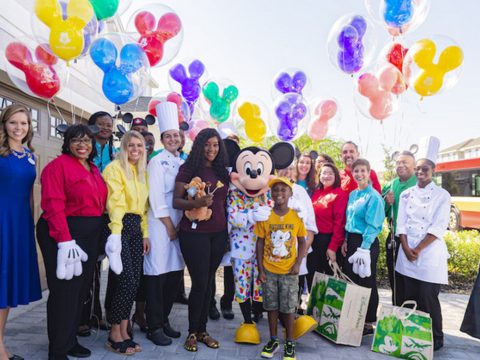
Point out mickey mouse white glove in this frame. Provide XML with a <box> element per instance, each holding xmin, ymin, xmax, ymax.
<box><xmin>233</xmin><ymin>212</ymin><xmax>249</xmax><ymax>229</ymax></box>
<box><xmin>348</xmin><ymin>248</ymin><xmax>371</xmax><ymax>278</ymax></box>
<box><xmin>252</xmin><ymin>205</ymin><xmax>272</xmax><ymax>222</ymax></box>
<box><xmin>56</xmin><ymin>240</ymin><xmax>88</xmax><ymax>280</ymax></box>
<box><xmin>289</xmin><ymin>197</ymin><xmax>306</xmax><ymax>221</ymax></box>
<box><xmin>105</xmin><ymin>234</ymin><xmax>123</xmax><ymax>275</ymax></box>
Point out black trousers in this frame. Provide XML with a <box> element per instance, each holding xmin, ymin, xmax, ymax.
<box><xmin>386</xmin><ymin>233</ymin><xmax>405</xmax><ymax>306</ymax></box>
<box><xmin>403</xmin><ymin>275</ymin><xmax>443</xmax><ymax>342</ymax></box>
<box><xmin>37</xmin><ymin>216</ymin><xmax>103</xmax><ymax>358</ymax></box>
<box><xmin>306</xmin><ymin>233</ymin><xmax>343</xmax><ymax>290</ymax></box>
<box><xmin>211</xmin><ymin>265</ymin><xmax>235</xmax><ymax>309</ymax></box>
<box><xmin>179</xmin><ymin>229</ymin><xmax>228</xmax><ymax>333</ymax></box>
<box><xmin>107</xmin><ymin>214</ymin><xmax>144</xmax><ymax>324</ymax></box>
<box><xmin>342</xmin><ymin>233</ymin><xmax>379</xmax><ymax>323</ymax></box>
<box><xmin>145</xmin><ymin>270</ymin><xmax>183</xmax><ymax>332</ymax></box>
<box><xmin>80</xmin><ymin>260</ymin><xmax>103</xmax><ymax>326</ymax></box>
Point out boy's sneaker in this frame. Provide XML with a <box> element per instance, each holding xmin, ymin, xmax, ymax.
<box><xmin>261</xmin><ymin>338</ymin><xmax>280</xmax><ymax>358</ymax></box>
<box><xmin>283</xmin><ymin>340</ymin><xmax>296</xmax><ymax>360</ymax></box>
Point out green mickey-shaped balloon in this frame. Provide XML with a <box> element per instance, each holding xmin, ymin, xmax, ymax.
<box><xmin>89</xmin><ymin>0</ymin><xmax>120</xmax><ymax>20</ymax></box>
<box><xmin>202</xmin><ymin>81</ymin><xmax>239</xmax><ymax>123</ymax></box>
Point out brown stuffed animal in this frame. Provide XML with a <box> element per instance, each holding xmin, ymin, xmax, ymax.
<box><xmin>184</xmin><ymin>177</ymin><xmax>212</xmax><ymax>222</ymax></box>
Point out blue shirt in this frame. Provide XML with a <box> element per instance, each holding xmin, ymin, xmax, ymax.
<box><xmin>345</xmin><ymin>184</ymin><xmax>385</xmax><ymax>249</ymax></box>
<box><xmin>94</xmin><ymin>143</ymin><xmax>118</xmax><ymax>173</ymax></box>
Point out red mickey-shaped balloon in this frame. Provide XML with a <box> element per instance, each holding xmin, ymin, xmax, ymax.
<box><xmin>386</xmin><ymin>43</ymin><xmax>408</xmax><ymax>72</ymax></box>
<box><xmin>35</xmin><ymin>44</ymin><xmax>58</xmax><ymax>66</ymax></box>
<box><xmin>6</xmin><ymin>42</ymin><xmax>61</xmax><ymax>99</ymax></box>
<box><xmin>135</xmin><ymin>11</ymin><xmax>182</xmax><ymax>66</ymax></box>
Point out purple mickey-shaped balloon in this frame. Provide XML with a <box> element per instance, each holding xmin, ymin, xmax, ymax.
<box><xmin>350</xmin><ymin>16</ymin><xmax>367</xmax><ymax>38</ymax></box>
<box><xmin>274</xmin><ymin>71</ymin><xmax>307</xmax><ymax>94</ymax></box>
<box><xmin>275</xmin><ymin>93</ymin><xmax>307</xmax><ymax>141</ymax></box>
<box><xmin>337</xmin><ymin>16</ymin><xmax>366</xmax><ymax>74</ymax></box>
<box><xmin>169</xmin><ymin>59</ymin><xmax>205</xmax><ymax>103</ymax></box>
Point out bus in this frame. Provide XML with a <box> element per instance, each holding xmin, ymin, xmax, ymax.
<box><xmin>434</xmin><ymin>157</ymin><xmax>480</xmax><ymax>231</ymax></box>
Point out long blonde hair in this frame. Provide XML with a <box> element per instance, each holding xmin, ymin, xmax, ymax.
<box><xmin>0</xmin><ymin>104</ymin><xmax>34</xmax><ymax>157</ymax></box>
<box><xmin>118</xmin><ymin>130</ymin><xmax>146</xmax><ymax>182</ymax></box>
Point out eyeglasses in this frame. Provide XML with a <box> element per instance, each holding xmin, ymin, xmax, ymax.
<box><xmin>71</xmin><ymin>137</ymin><xmax>92</xmax><ymax>145</ymax></box>
<box><xmin>415</xmin><ymin>166</ymin><xmax>431</xmax><ymax>173</ymax></box>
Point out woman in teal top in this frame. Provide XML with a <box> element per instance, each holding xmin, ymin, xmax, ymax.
<box><xmin>341</xmin><ymin>158</ymin><xmax>385</xmax><ymax>335</ymax></box>
<box><xmin>88</xmin><ymin>111</ymin><xmax>118</xmax><ymax>172</ymax></box>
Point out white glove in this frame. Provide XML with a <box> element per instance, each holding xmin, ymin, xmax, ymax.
<box><xmin>56</xmin><ymin>240</ymin><xmax>88</xmax><ymax>280</ymax></box>
<box><xmin>348</xmin><ymin>248</ymin><xmax>371</xmax><ymax>278</ymax></box>
<box><xmin>289</xmin><ymin>197</ymin><xmax>306</xmax><ymax>221</ymax></box>
<box><xmin>252</xmin><ymin>205</ymin><xmax>272</xmax><ymax>222</ymax></box>
<box><xmin>105</xmin><ymin>234</ymin><xmax>123</xmax><ymax>275</ymax></box>
<box><xmin>233</xmin><ymin>212</ymin><xmax>249</xmax><ymax>229</ymax></box>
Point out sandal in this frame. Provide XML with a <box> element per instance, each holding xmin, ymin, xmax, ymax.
<box><xmin>184</xmin><ymin>333</ymin><xmax>198</xmax><ymax>352</ymax></box>
<box><xmin>105</xmin><ymin>338</ymin><xmax>135</xmax><ymax>356</ymax></box>
<box><xmin>124</xmin><ymin>338</ymin><xmax>142</xmax><ymax>352</ymax></box>
<box><xmin>197</xmin><ymin>331</ymin><xmax>220</xmax><ymax>349</ymax></box>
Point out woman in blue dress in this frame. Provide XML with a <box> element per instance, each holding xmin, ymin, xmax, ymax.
<box><xmin>0</xmin><ymin>104</ymin><xmax>41</xmax><ymax>360</ymax></box>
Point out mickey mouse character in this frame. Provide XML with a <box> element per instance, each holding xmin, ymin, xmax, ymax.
<box><xmin>227</xmin><ymin>142</ymin><xmax>295</xmax><ymax>344</ymax></box>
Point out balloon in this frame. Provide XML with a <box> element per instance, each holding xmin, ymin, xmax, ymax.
<box><xmin>274</xmin><ymin>71</ymin><xmax>307</xmax><ymax>95</ymax></box>
<box><xmin>169</xmin><ymin>59</ymin><xmax>205</xmax><ymax>103</ymax></box>
<box><xmin>202</xmin><ymin>81</ymin><xmax>239</xmax><ymax>123</ymax></box>
<box><xmin>379</xmin><ymin>64</ymin><xmax>406</xmax><ymax>95</ymax></box>
<box><xmin>403</xmin><ymin>37</ymin><xmax>464</xmax><ymax>97</ymax></box>
<box><xmin>89</xmin><ymin>35</ymin><xmax>150</xmax><ymax>105</ymax></box>
<box><xmin>89</xmin><ymin>0</ymin><xmax>118</xmax><ymax>20</ymax></box>
<box><xmin>4</xmin><ymin>41</ymin><xmax>63</xmax><ymax>99</ymax></box>
<box><xmin>386</xmin><ymin>43</ymin><xmax>408</xmax><ymax>72</ymax></box>
<box><xmin>274</xmin><ymin>93</ymin><xmax>309</xmax><ymax>141</ymax></box>
<box><xmin>187</xmin><ymin>119</ymin><xmax>210</xmax><ymax>141</ymax></box>
<box><xmin>126</xmin><ymin>3</ymin><xmax>183</xmax><ymax>67</ymax></box>
<box><xmin>383</xmin><ymin>0</ymin><xmax>413</xmax><ymax>28</ymax></box>
<box><xmin>307</xmin><ymin>100</ymin><xmax>338</xmax><ymax>141</ymax></box>
<box><xmin>357</xmin><ymin>71</ymin><xmax>398</xmax><ymax>121</ymax></box>
<box><xmin>34</xmin><ymin>0</ymin><xmax>94</xmax><ymax>62</ymax></box>
<box><xmin>148</xmin><ymin>92</ymin><xmax>191</xmax><ymax>125</ymax></box>
<box><xmin>238</xmin><ymin>102</ymin><xmax>267</xmax><ymax>143</ymax></box>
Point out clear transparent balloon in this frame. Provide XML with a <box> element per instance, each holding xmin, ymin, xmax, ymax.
<box><xmin>272</xmin><ymin>93</ymin><xmax>310</xmax><ymax>141</ymax></box>
<box><xmin>232</xmin><ymin>97</ymin><xmax>271</xmax><ymax>143</ymax></box>
<box><xmin>364</xmin><ymin>0</ymin><xmax>431</xmax><ymax>36</ymax></box>
<box><xmin>402</xmin><ymin>35</ymin><xmax>463</xmax><ymax>98</ymax></box>
<box><xmin>271</xmin><ymin>67</ymin><xmax>312</xmax><ymax>100</ymax></box>
<box><xmin>168</xmin><ymin>58</ymin><xmax>209</xmax><ymax>104</ymax></box>
<box><xmin>87</xmin><ymin>32</ymin><xmax>150</xmax><ymax>106</ymax></box>
<box><xmin>307</xmin><ymin>98</ymin><xmax>342</xmax><ymax>140</ymax></box>
<box><xmin>327</xmin><ymin>13</ymin><xmax>377</xmax><ymax>75</ymax></box>
<box><xmin>200</xmin><ymin>78</ymin><xmax>239</xmax><ymax>123</ymax></box>
<box><xmin>1</xmin><ymin>35</ymin><xmax>68</xmax><ymax>100</ymax></box>
<box><xmin>125</xmin><ymin>2</ymin><xmax>183</xmax><ymax>67</ymax></box>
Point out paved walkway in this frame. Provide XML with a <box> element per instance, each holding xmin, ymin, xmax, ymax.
<box><xmin>5</xmin><ymin>268</ymin><xmax>480</xmax><ymax>360</ymax></box>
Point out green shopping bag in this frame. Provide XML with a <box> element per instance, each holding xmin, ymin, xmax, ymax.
<box><xmin>371</xmin><ymin>301</ymin><xmax>433</xmax><ymax>360</ymax></box>
<box><xmin>307</xmin><ymin>262</ymin><xmax>371</xmax><ymax>346</ymax></box>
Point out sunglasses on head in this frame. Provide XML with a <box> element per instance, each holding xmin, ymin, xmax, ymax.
<box><xmin>415</xmin><ymin>165</ymin><xmax>431</xmax><ymax>173</ymax></box>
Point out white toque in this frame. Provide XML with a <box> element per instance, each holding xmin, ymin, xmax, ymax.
<box><xmin>156</xmin><ymin>102</ymin><xmax>179</xmax><ymax>134</ymax></box>
<box><xmin>417</xmin><ymin>136</ymin><xmax>440</xmax><ymax>164</ymax></box>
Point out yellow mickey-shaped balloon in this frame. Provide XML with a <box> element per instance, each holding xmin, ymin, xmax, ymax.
<box><xmin>238</xmin><ymin>102</ymin><xmax>267</xmax><ymax>143</ymax></box>
<box><xmin>35</xmin><ymin>0</ymin><xmax>94</xmax><ymax>62</ymax></box>
<box><xmin>411</xmin><ymin>38</ymin><xmax>463</xmax><ymax>97</ymax></box>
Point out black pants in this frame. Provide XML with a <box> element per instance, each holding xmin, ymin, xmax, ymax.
<box><xmin>179</xmin><ymin>229</ymin><xmax>228</xmax><ymax>333</ymax></box>
<box><xmin>107</xmin><ymin>214</ymin><xmax>144</xmax><ymax>324</ymax></box>
<box><xmin>403</xmin><ymin>275</ymin><xmax>443</xmax><ymax>342</ymax></box>
<box><xmin>80</xmin><ymin>260</ymin><xmax>103</xmax><ymax>326</ymax></box>
<box><xmin>306</xmin><ymin>233</ymin><xmax>342</xmax><ymax>290</ymax></box>
<box><xmin>342</xmin><ymin>233</ymin><xmax>379</xmax><ymax>323</ymax></box>
<box><xmin>37</xmin><ymin>216</ymin><xmax>103</xmax><ymax>358</ymax></box>
<box><xmin>145</xmin><ymin>270</ymin><xmax>183</xmax><ymax>332</ymax></box>
<box><xmin>211</xmin><ymin>265</ymin><xmax>235</xmax><ymax>309</ymax></box>
<box><xmin>386</xmin><ymin>233</ymin><xmax>405</xmax><ymax>306</ymax></box>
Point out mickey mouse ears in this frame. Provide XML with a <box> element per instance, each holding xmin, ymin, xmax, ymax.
<box><xmin>391</xmin><ymin>144</ymin><xmax>419</xmax><ymax>161</ymax></box>
<box><xmin>270</xmin><ymin>142</ymin><xmax>295</xmax><ymax>170</ymax></box>
<box><xmin>55</xmin><ymin>124</ymin><xmax>99</xmax><ymax>136</ymax></box>
<box><xmin>122</xmin><ymin>113</ymin><xmax>156</xmax><ymax>126</ymax></box>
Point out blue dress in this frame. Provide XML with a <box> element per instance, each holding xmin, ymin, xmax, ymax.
<box><xmin>0</xmin><ymin>149</ymin><xmax>42</xmax><ymax>308</ymax></box>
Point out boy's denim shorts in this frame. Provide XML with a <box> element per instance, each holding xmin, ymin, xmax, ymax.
<box><xmin>262</xmin><ymin>269</ymin><xmax>298</xmax><ymax>314</ymax></box>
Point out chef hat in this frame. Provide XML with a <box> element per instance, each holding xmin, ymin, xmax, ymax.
<box><xmin>416</xmin><ymin>136</ymin><xmax>440</xmax><ymax>164</ymax></box>
<box><xmin>156</xmin><ymin>102</ymin><xmax>179</xmax><ymax>134</ymax></box>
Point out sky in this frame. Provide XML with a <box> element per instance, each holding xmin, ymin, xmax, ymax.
<box><xmin>122</xmin><ymin>0</ymin><xmax>479</xmax><ymax>170</ymax></box>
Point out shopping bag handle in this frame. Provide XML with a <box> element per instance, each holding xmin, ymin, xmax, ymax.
<box><xmin>329</xmin><ymin>260</ymin><xmax>355</xmax><ymax>284</ymax></box>
<box><xmin>393</xmin><ymin>300</ymin><xmax>418</xmax><ymax>320</ymax></box>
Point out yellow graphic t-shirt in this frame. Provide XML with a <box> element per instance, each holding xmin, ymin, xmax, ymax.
<box><xmin>254</xmin><ymin>209</ymin><xmax>307</xmax><ymax>274</ymax></box>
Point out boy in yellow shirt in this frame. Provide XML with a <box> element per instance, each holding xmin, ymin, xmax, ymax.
<box><xmin>255</xmin><ymin>177</ymin><xmax>307</xmax><ymax>360</ymax></box>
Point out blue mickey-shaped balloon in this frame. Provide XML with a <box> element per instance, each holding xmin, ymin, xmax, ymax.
<box><xmin>383</xmin><ymin>0</ymin><xmax>414</xmax><ymax>28</ymax></box>
<box><xmin>90</xmin><ymin>38</ymin><xmax>149</xmax><ymax>105</ymax></box>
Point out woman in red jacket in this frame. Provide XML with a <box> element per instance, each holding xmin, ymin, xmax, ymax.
<box><xmin>307</xmin><ymin>162</ymin><xmax>348</xmax><ymax>289</ymax></box>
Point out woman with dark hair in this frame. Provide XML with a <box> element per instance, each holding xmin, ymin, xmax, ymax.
<box><xmin>341</xmin><ymin>158</ymin><xmax>384</xmax><ymax>336</ymax></box>
<box><xmin>173</xmin><ymin>128</ymin><xmax>229</xmax><ymax>352</ymax></box>
<box><xmin>314</xmin><ymin>153</ymin><xmax>334</xmax><ymax>173</ymax></box>
<box><xmin>88</xmin><ymin>111</ymin><xmax>117</xmax><ymax>172</ymax></box>
<box><xmin>37</xmin><ymin>124</ymin><xmax>107</xmax><ymax>360</ymax></box>
<box><xmin>0</xmin><ymin>104</ymin><xmax>41</xmax><ymax>360</ymax></box>
<box><xmin>294</xmin><ymin>152</ymin><xmax>316</xmax><ymax>196</ymax></box>
<box><xmin>307</xmin><ymin>162</ymin><xmax>348</xmax><ymax>289</ymax></box>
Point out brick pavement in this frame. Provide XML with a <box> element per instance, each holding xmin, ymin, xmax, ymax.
<box><xmin>5</xmin><ymin>268</ymin><xmax>480</xmax><ymax>360</ymax></box>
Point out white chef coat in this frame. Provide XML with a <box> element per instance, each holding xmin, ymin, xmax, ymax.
<box><xmin>144</xmin><ymin>150</ymin><xmax>185</xmax><ymax>275</ymax></box>
<box><xmin>395</xmin><ymin>182</ymin><xmax>450</xmax><ymax>284</ymax></box>
<box><xmin>290</xmin><ymin>184</ymin><xmax>318</xmax><ymax>276</ymax></box>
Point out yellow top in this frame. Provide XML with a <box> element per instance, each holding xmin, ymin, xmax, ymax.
<box><xmin>103</xmin><ymin>160</ymin><xmax>149</xmax><ymax>237</ymax></box>
<box><xmin>254</xmin><ymin>209</ymin><xmax>306</xmax><ymax>274</ymax></box>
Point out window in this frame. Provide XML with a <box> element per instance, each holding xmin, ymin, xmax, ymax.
<box><xmin>438</xmin><ymin>170</ymin><xmax>480</xmax><ymax>197</ymax></box>
<box><xmin>30</xmin><ymin>108</ymin><xmax>39</xmax><ymax>134</ymax></box>
<box><xmin>50</xmin><ymin>115</ymin><xmax>66</xmax><ymax>139</ymax></box>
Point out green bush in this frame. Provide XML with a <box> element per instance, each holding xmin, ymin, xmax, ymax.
<box><xmin>445</xmin><ymin>230</ymin><xmax>480</xmax><ymax>283</ymax></box>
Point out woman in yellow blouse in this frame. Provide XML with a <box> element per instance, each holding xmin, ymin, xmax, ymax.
<box><xmin>103</xmin><ymin>131</ymin><xmax>150</xmax><ymax>355</ymax></box>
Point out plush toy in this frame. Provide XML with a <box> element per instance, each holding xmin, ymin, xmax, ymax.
<box><xmin>183</xmin><ymin>177</ymin><xmax>212</xmax><ymax>222</ymax></box>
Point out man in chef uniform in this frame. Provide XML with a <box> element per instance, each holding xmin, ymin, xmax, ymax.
<box><xmin>395</xmin><ymin>136</ymin><xmax>450</xmax><ymax>351</ymax></box>
<box><xmin>144</xmin><ymin>102</ymin><xmax>185</xmax><ymax>346</ymax></box>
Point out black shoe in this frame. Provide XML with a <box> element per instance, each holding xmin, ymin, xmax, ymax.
<box><xmin>209</xmin><ymin>304</ymin><xmax>220</xmax><ymax>320</ymax></box>
<box><xmin>67</xmin><ymin>343</ymin><xmax>91</xmax><ymax>358</ymax></box>
<box><xmin>131</xmin><ymin>314</ymin><xmax>148</xmax><ymax>333</ymax></box>
<box><xmin>175</xmin><ymin>293</ymin><xmax>189</xmax><ymax>305</ymax></box>
<box><xmin>77</xmin><ymin>325</ymin><xmax>91</xmax><ymax>337</ymax></box>
<box><xmin>434</xmin><ymin>338</ymin><xmax>444</xmax><ymax>351</ymax></box>
<box><xmin>362</xmin><ymin>325</ymin><xmax>374</xmax><ymax>336</ymax></box>
<box><xmin>147</xmin><ymin>328</ymin><xmax>173</xmax><ymax>346</ymax></box>
<box><xmin>163</xmin><ymin>322</ymin><xmax>181</xmax><ymax>338</ymax></box>
<box><xmin>221</xmin><ymin>306</ymin><xmax>235</xmax><ymax>320</ymax></box>
<box><xmin>252</xmin><ymin>312</ymin><xmax>263</xmax><ymax>323</ymax></box>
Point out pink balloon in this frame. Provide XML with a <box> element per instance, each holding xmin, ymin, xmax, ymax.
<box><xmin>357</xmin><ymin>73</ymin><xmax>394</xmax><ymax>121</ymax></box>
<box><xmin>308</xmin><ymin>100</ymin><xmax>337</xmax><ymax>140</ymax></box>
<box><xmin>187</xmin><ymin>119</ymin><xmax>210</xmax><ymax>141</ymax></box>
<box><xmin>378</xmin><ymin>64</ymin><xmax>406</xmax><ymax>95</ymax></box>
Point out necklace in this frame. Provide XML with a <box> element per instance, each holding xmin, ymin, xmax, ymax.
<box><xmin>11</xmin><ymin>148</ymin><xmax>27</xmax><ymax>159</ymax></box>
